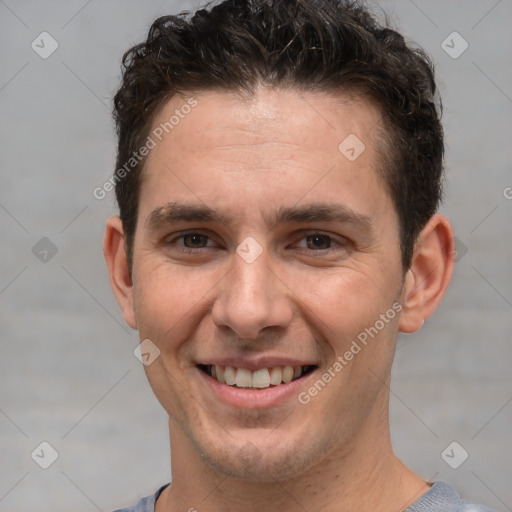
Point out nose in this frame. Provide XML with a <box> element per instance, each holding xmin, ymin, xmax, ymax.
<box><xmin>211</xmin><ymin>247</ymin><xmax>293</xmax><ymax>341</ymax></box>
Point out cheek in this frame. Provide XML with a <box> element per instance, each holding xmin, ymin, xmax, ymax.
<box><xmin>131</xmin><ymin>263</ymin><xmax>209</xmax><ymax>414</ymax></box>
<box><xmin>133</xmin><ymin>263</ymin><xmax>182</xmax><ymax>336</ymax></box>
<box><xmin>294</xmin><ymin>269</ymin><xmax>393</xmax><ymax>339</ymax></box>
<box><xmin>131</xmin><ymin>260</ymin><xmax>218</xmax><ymax>352</ymax></box>
<box><xmin>296</xmin><ymin>270</ymin><xmax>402</xmax><ymax>389</ymax></box>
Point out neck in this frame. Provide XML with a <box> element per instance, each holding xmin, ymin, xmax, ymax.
<box><xmin>157</xmin><ymin>401</ymin><xmax>429</xmax><ymax>512</ymax></box>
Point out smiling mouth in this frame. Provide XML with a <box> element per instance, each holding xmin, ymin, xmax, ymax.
<box><xmin>198</xmin><ymin>364</ymin><xmax>317</xmax><ymax>389</ymax></box>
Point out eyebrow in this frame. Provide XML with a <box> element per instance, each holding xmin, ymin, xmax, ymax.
<box><xmin>145</xmin><ymin>201</ymin><xmax>374</xmax><ymax>236</ymax></box>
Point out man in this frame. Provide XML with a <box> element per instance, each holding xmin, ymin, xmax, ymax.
<box><xmin>104</xmin><ymin>1</ymin><xmax>493</xmax><ymax>511</ymax></box>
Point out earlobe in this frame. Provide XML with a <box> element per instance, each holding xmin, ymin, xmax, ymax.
<box><xmin>398</xmin><ymin>214</ymin><xmax>455</xmax><ymax>334</ymax></box>
<box><xmin>103</xmin><ymin>216</ymin><xmax>137</xmax><ymax>330</ymax></box>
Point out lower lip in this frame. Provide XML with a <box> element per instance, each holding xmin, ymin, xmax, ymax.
<box><xmin>197</xmin><ymin>367</ymin><xmax>314</xmax><ymax>409</ymax></box>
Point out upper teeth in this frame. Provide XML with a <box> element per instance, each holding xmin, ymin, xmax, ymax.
<box><xmin>207</xmin><ymin>365</ymin><xmax>307</xmax><ymax>388</ymax></box>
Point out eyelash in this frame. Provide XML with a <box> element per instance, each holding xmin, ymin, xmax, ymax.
<box><xmin>166</xmin><ymin>231</ymin><xmax>348</xmax><ymax>255</ymax></box>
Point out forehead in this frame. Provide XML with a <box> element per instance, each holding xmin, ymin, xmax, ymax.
<box><xmin>148</xmin><ymin>87</ymin><xmax>383</xmax><ymax>160</ymax></box>
<box><xmin>138</xmin><ymin>87</ymin><xmax>393</xmax><ymax>231</ymax></box>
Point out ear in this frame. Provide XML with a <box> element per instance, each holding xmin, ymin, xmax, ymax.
<box><xmin>103</xmin><ymin>216</ymin><xmax>137</xmax><ymax>330</ymax></box>
<box><xmin>398</xmin><ymin>214</ymin><xmax>455</xmax><ymax>333</ymax></box>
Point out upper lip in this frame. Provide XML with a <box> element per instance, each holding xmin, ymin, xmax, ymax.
<box><xmin>196</xmin><ymin>357</ymin><xmax>318</xmax><ymax>371</ymax></box>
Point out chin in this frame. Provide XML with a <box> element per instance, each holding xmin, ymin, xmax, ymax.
<box><xmin>193</xmin><ymin>430</ymin><xmax>326</xmax><ymax>482</ymax></box>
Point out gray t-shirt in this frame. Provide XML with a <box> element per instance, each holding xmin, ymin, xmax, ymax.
<box><xmin>112</xmin><ymin>481</ymin><xmax>494</xmax><ymax>512</ymax></box>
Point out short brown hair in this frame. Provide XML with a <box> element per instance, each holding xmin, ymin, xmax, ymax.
<box><xmin>113</xmin><ymin>0</ymin><xmax>444</xmax><ymax>270</ymax></box>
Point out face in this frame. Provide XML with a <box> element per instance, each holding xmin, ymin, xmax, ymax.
<box><xmin>124</xmin><ymin>88</ymin><xmax>408</xmax><ymax>480</ymax></box>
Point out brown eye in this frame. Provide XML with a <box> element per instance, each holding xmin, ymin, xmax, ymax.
<box><xmin>182</xmin><ymin>233</ymin><xmax>209</xmax><ymax>248</ymax></box>
<box><xmin>305</xmin><ymin>234</ymin><xmax>332</xmax><ymax>250</ymax></box>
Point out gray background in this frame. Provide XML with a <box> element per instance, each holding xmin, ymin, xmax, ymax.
<box><xmin>1</xmin><ymin>0</ymin><xmax>511</xmax><ymax>511</ymax></box>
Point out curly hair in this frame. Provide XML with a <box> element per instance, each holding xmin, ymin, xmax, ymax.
<box><xmin>113</xmin><ymin>0</ymin><xmax>444</xmax><ymax>270</ymax></box>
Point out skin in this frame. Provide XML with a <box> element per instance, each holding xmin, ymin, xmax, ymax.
<box><xmin>104</xmin><ymin>87</ymin><xmax>455</xmax><ymax>512</ymax></box>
